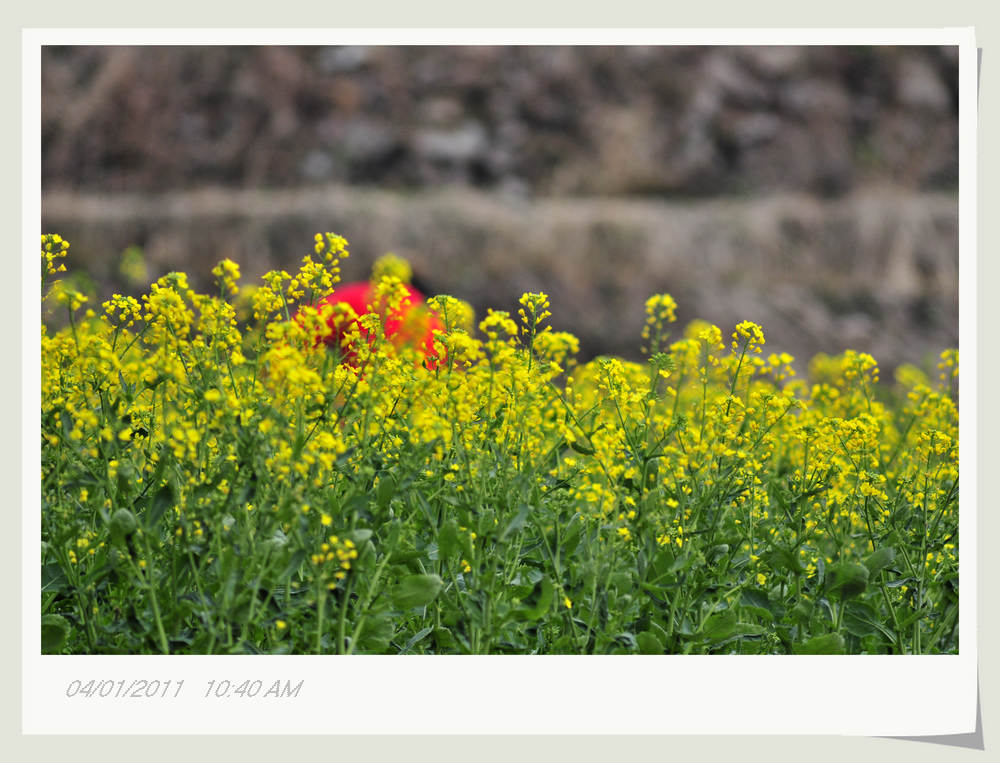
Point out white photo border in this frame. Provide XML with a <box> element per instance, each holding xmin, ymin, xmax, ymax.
<box><xmin>23</xmin><ymin>27</ymin><xmax>977</xmax><ymax>736</ymax></box>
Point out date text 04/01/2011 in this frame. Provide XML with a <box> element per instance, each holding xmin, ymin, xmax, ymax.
<box><xmin>64</xmin><ymin>678</ymin><xmax>304</xmax><ymax>700</ymax></box>
<box><xmin>66</xmin><ymin>679</ymin><xmax>184</xmax><ymax>698</ymax></box>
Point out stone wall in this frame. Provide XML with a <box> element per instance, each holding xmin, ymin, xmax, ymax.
<box><xmin>43</xmin><ymin>46</ymin><xmax>957</xmax><ymax>197</ymax></box>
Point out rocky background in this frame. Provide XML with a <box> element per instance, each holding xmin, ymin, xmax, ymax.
<box><xmin>41</xmin><ymin>45</ymin><xmax>960</xmax><ymax>371</ymax></box>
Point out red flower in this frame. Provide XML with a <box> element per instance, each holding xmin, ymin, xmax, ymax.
<box><xmin>313</xmin><ymin>281</ymin><xmax>442</xmax><ymax>365</ymax></box>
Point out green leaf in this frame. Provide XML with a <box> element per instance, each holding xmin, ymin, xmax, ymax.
<box><xmin>261</xmin><ymin>528</ymin><xmax>289</xmax><ymax>553</ymax></box>
<box><xmin>499</xmin><ymin>504</ymin><xmax>531</xmax><ymax>543</ymax></box>
<box><xmin>560</xmin><ymin>515</ymin><xmax>584</xmax><ymax>557</ymax></box>
<box><xmin>669</xmin><ymin>552</ymin><xmax>694</xmax><ymax>574</ymax></box>
<box><xmin>791</xmin><ymin>601</ymin><xmax>814</xmax><ymax>625</ymax></box>
<box><xmin>41</xmin><ymin>614</ymin><xmax>70</xmax><ymax>653</ymax></box>
<box><xmin>433</xmin><ymin>627</ymin><xmax>456</xmax><ymax>651</ymax></box>
<box><xmin>732</xmin><ymin>623</ymin><xmax>766</xmax><ymax>638</ymax></box>
<box><xmin>864</xmin><ymin>547</ymin><xmax>896</xmax><ymax>576</ymax></box>
<box><xmin>41</xmin><ymin>562</ymin><xmax>68</xmax><ymax>595</ymax></box>
<box><xmin>648</xmin><ymin>620</ymin><xmax>669</xmax><ymax>643</ymax></box>
<box><xmin>438</xmin><ymin>518</ymin><xmax>460</xmax><ymax>560</ymax></box>
<box><xmin>793</xmin><ymin>633</ymin><xmax>845</xmax><ymax>654</ymax></box>
<box><xmin>392</xmin><ymin>574</ymin><xmax>444</xmax><ymax>610</ymax></box>
<box><xmin>609</xmin><ymin>571</ymin><xmax>633</xmax><ymax>591</ymax></box>
<box><xmin>116</xmin><ymin>462</ymin><xmax>138</xmax><ymax>499</ymax></box>
<box><xmin>826</xmin><ymin>562</ymin><xmax>870</xmax><ymax>600</ymax></box>
<box><xmin>551</xmin><ymin>634</ymin><xmax>577</xmax><ymax>653</ymax></box>
<box><xmin>376</xmin><ymin>473</ymin><xmax>396</xmax><ymax>510</ymax></box>
<box><xmin>358</xmin><ymin>616</ymin><xmax>394</xmax><ymax>653</ymax></box>
<box><xmin>511</xmin><ymin>576</ymin><xmax>554</xmax><ymax>621</ymax></box>
<box><xmin>701</xmin><ymin>611</ymin><xmax>738</xmax><ymax>642</ymax></box>
<box><xmin>740</xmin><ymin>605</ymin><xmax>774</xmax><ymax>623</ymax></box>
<box><xmin>740</xmin><ymin>589</ymin><xmax>774</xmax><ymax>616</ymax></box>
<box><xmin>650</xmin><ymin>546</ymin><xmax>676</xmax><ymax>579</ymax></box>
<box><xmin>615</xmin><ymin>632</ymin><xmax>638</xmax><ymax>650</ymax></box>
<box><xmin>278</xmin><ymin>549</ymin><xmax>306</xmax><ymax>580</ymax></box>
<box><xmin>897</xmin><ymin>607</ymin><xmax>931</xmax><ymax>630</ymax></box>
<box><xmin>636</xmin><ymin>630</ymin><xmax>665</xmax><ymax>655</ymax></box>
<box><xmin>843</xmin><ymin>600</ymin><xmax>895</xmax><ymax>642</ymax></box>
<box><xmin>510</xmin><ymin>567</ymin><xmax>543</xmax><ymax>599</ymax></box>
<box><xmin>843</xmin><ymin>610</ymin><xmax>876</xmax><ymax>638</ymax></box>
<box><xmin>707</xmin><ymin>621</ymin><xmax>767</xmax><ymax>648</ymax></box>
<box><xmin>399</xmin><ymin>626</ymin><xmax>434</xmax><ymax>654</ymax></box>
<box><xmin>382</xmin><ymin>519</ymin><xmax>403</xmax><ymax>549</ymax></box>
<box><xmin>343</xmin><ymin>528</ymin><xmax>373</xmax><ymax>545</ymax></box>
<box><xmin>814</xmin><ymin>556</ymin><xmax>826</xmax><ymax>588</ymax></box>
<box><xmin>108</xmin><ymin>508</ymin><xmax>138</xmax><ymax>543</ymax></box>
<box><xmin>706</xmin><ymin>544</ymin><xmax>730</xmax><ymax>564</ymax></box>
<box><xmin>340</xmin><ymin>493</ymin><xmax>371</xmax><ymax>518</ymax></box>
<box><xmin>142</xmin><ymin>483</ymin><xmax>175</xmax><ymax>531</ymax></box>
<box><xmin>765</xmin><ymin>543</ymin><xmax>803</xmax><ymax>575</ymax></box>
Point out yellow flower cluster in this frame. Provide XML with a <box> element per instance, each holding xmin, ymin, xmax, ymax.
<box><xmin>41</xmin><ymin>233</ymin><xmax>69</xmax><ymax>281</ymax></box>
<box><xmin>311</xmin><ymin>535</ymin><xmax>359</xmax><ymax>588</ymax></box>
<box><xmin>641</xmin><ymin>293</ymin><xmax>678</xmax><ymax>354</ymax></box>
<box><xmin>211</xmin><ymin>259</ymin><xmax>241</xmax><ymax>296</ymax></box>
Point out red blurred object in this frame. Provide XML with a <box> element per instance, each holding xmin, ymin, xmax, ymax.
<box><xmin>314</xmin><ymin>281</ymin><xmax>442</xmax><ymax>364</ymax></box>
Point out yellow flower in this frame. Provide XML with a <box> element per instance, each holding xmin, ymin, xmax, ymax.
<box><xmin>211</xmin><ymin>258</ymin><xmax>242</xmax><ymax>296</ymax></box>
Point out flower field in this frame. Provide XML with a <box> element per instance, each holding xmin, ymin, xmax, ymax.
<box><xmin>40</xmin><ymin>232</ymin><xmax>959</xmax><ymax>655</ymax></box>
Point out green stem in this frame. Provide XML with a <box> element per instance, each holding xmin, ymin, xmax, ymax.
<box><xmin>315</xmin><ymin>587</ymin><xmax>327</xmax><ymax>654</ymax></box>
<box><xmin>347</xmin><ymin>551</ymin><xmax>393</xmax><ymax>655</ymax></box>
<box><xmin>138</xmin><ymin>534</ymin><xmax>170</xmax><ymax>654</ymax></box>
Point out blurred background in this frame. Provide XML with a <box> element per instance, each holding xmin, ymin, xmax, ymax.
<box><xmin>41</xmin><ymin>45</ymin><xmax>959</xmax><ymax>372</ymax></box>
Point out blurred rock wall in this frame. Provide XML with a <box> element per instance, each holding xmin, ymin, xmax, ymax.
<box><xmin>43</xmin><ymin>46</ymin><xmax>957</xmax><ymax>197</ymax></box>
